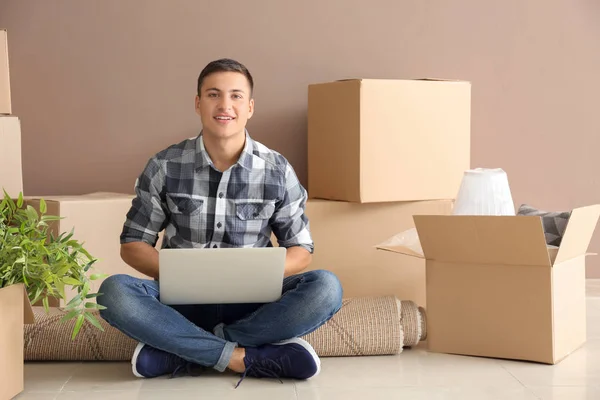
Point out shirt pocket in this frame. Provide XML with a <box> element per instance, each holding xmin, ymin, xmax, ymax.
<box><xmin>233</xmin><ymin>200</ymin><xmax>277</xmax><ymax>244</ymax></box>
<box><xmin>167</xmin><ymin>195</ymin><xmax>204</xmax><ymax>215</ymax></box>
<box><xmin>235</xmin><ymin>201</ymin><xmax>276</xmax><ymax>220</ymax></box>
<box><xmin>166</xmin><ymin>195</ymin><xmax>206</xmax><ymax>243</ymax></box>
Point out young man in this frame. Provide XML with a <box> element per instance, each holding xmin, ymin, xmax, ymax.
<box><xmin>97</xmin><ymin>59</ymin><xmax>343</xmax><ymax>386</ymax></box>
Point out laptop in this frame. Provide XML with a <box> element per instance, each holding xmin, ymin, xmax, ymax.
<box><xmin>158</xmin><ymin>247</ymin><xmax>286</xmax><ymax>305</ymax></box>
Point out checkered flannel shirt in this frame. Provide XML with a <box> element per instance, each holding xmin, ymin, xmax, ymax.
<box><xmin>120</xmin><ymin>131</ymin><xmax>314</xmax><ymax>253</ymax></box>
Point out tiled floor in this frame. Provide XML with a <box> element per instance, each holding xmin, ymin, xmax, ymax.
<box><xmin>15</xmin><ymin>281</ymin><xmax>600</xmax><ymax>400</ymax></box>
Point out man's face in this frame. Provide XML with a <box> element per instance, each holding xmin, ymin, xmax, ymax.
<box><xmin>195</xmin><ymin>71</ymin><xmax>254</xmax><ymax>140</ymax></box>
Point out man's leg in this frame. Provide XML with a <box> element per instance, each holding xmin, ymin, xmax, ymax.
<box><xmin>208</xmin><ymin>269</ymin><xmax>342</xmax><ymax>385</ymax></box>
<box><xmin>97</xmin><ymin>274</ymin><xmax>238</xmax><ymax>376</ymax></box>
<box><xmin>215</xmin><ymin>269</ymin><xmax>343</xmax><ymax>346</ymax></box>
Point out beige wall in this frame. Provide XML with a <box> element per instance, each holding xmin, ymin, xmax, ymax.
<box><xmin>2</xmin><ymin>1</ymin><xmax>600</xmax><ymax>275</ymax></box>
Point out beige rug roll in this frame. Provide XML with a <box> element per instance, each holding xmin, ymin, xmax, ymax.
<box><xmin>24</xmin><ymin>297</ymin><xmax>426</xmax><ymax>361</ymax></box>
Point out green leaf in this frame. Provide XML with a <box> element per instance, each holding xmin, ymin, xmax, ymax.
<box><xmin>79</xmin><ymin>248</ymin><xmax>94</xmax><ymax>260</ymax></box>
<box><xmin>55</xmin><ymin>279</ymin><xmax>66</xmax><ymax>300</ymax></box>
<box><xmin>66</xmin><ymin>292</ymin><xmax>83</xmax><ymax>307</ymax></box>
<box><xmin>84</xmin><ymin>312</ymin><xmax>105</xmax><ymax>331</ymax></box>
<box><xmin>31</xmin><ymin>286</ymin><xmax>44</xmax><ymax>305</ymax></box>
<box><xmin>60</xmin><ymin>309</ymin><xmax>80</xmax><ymax>323</ymax></box>
<box><xmin>39</xmin><ymin>198</ymin><xmax>47</xmax><ymax>214</ymax></box>
<box><xmin>85</xmin><ymin>292</ymin><xmax>102</xmax><ymax>299</ymax></box>
<box><xmin>42</xmin><ymin>296</ymin><xmax>49</xmax><ymax>312</ymax></box>
<box><xmin>62</xmin><ymin>277</ymin><xmax>82</xmax><ymax>286</ymax></box>
<box><xmin>61</xmin><ymin>228</ymin><xmax>74</xmax><ymax>243</ymax></box>
<box><xmin>89</xmin><ymin>273</ymin><xmax>108</xmax><ymax>281</ymax></box>
<box><xmin>72</xmin><ymin>314</ymin><xmax>85</xmax><ymax>340</ymax></box>
<box><xmin>26</xmin><ymin>205</ymin><xmax>39</xmax><ymax>222</ymax></box>
<box><xmin>16</xmin><ymin>192</ymin><xmax>23</xmax><ymax>208</ymax></box>
<box><xmin>83</xmin><ymin>261</ymin><xmax>94</xmax><ymax>272</ymax></box>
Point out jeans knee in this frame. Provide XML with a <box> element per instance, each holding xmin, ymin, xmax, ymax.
<box><xmin>308</xmin><ymin>270</ymin><xmax>343</xmax><ymax>314</ymax></box>
<box><xmin>96</xmin><ymin>274</ymin><xmax>138</xmax><ymax>319</ymax></box>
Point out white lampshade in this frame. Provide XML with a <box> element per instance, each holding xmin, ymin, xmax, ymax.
<box><xmin>453</xmin><ymin>168</ymin><xmax>515</xmax><ymax>216</ymax></box>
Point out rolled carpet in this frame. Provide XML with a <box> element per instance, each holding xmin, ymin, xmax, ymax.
<box><xmin>24</xmin><ymin>296</ymin><xmax>426</xmax><ymax>361</ymax></box>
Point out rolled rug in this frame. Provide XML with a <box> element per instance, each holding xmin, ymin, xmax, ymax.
<box><xmin>24</xmin><ymin>296</ymin><xmax>426</xmax><ymax>361</ymax></box>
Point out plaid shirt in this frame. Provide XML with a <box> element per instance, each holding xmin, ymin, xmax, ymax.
<box><xmin>120</xmin><ymin>131</ymin><xmax>314</xmax><ymax>253</ymax></box>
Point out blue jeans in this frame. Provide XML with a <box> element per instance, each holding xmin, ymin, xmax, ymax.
<box><xmin>97</xmin><ymin>269</ymin><xmax>343</xmax><ymax>372</ymax></box>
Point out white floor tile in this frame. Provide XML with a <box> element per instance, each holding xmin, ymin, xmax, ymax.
<box><xmin>54</xmin><ymin>386</ymin><xmax>297</xmax><ymax>400</ymax></box>
<box><xmin>60</xmin><ymin>363</ymin><xmax>144</xmax><ymax>392</ymax></box>
<box><xmin>295</xmin><ymin>352</ymin><xmax>522</xmax><ymax>389</ymax></box>
<box><xmin>14</xmin><ymin>392</ymin><xmax>59</xmax><ymax>400</ymax></box>
<box><xmin>499</xmin><ymin>341</ymin><xmax>600</xmax><ymax>387</ymax></box>
<box><xmin>528</xmin><ymin>385</ymin><xmax>600</xmax><ymax>400</ymax></box>
<box><xmin>22</xmin><ymin>363</ymin><xmax>80</xmax><ymax>392</ymax></box>
<box><xmin>297</xmin><ymin>386</ymin><xmax>540</xmax><ymax>400</ymax></box>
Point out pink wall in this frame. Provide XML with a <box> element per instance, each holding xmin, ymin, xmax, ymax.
<box><xmin>2</xmin><ymin>1</ymin><xmax>600</xmax><ymax>275</ymax></box>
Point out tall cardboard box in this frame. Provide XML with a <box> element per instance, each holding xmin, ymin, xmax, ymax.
<box><xmin>0</xmin><ymin>29</ymin><xmax>11</xmax><ymax>114</ymax></box>
<box><xmin>377</xmin><ymin>205</ymin><xmax>600</xmax><ymax>364</ymax></box>
<box><xmin>0</xmin><ymin>115</ymin><xmax>23</xmax><ymax>196</ymax></box>
<box><xmin>273</xmin><ymin>199</ymin><xmax>453</xmax><ymax>306</ymax></box>
<box><xmin>0</xmin><ymin>284</ymin><xmax>35</xmax><ymax>400</ymax></box>
<box><xmin>23</xmin><ymin>192</ymin><xmax>147</xmax><ymax>304</ymax></box>
<box><xmin>308</xmin><ymin>78</ymin><xmax>471</xmax><ymax>203</ymax></box>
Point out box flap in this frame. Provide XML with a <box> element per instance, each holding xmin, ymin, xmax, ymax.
<box><xmin>416</xmin><ymin>78</ymin><xmax>470</xmax><ymax>83</ymax></box>
<box><xmin>24</xmin><ymin>192</ymin><xmax>133</xmax><ymax>202</ymax></box>
<box><xmin>554</xmin><ymin>204</ymin><xmax>600</xmax><ymax>265</ymax></box>
<box><xmin>334</xmin><ymin>78</ymin><xmax>470</xmax><ymax>83</ymax></box>
<box><xmin>376</xmin><ymin>245</ymin><xmax>424</xmax><ymax>258</ymax></box>
<box><xmin>413</xmin><ymin>215</ymin><xmax>552</xmax><ymax>266</ymax></box>
<box><xmin>22</xmin><ymin>285</ymin><xmax>35</xmax><ymax>324</ymax></box>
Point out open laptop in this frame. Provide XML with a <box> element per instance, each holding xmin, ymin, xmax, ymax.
<box><xmin>158</xmin><ymin>247</ymin><xmax>286</xmax><ymax>305</ymax></box>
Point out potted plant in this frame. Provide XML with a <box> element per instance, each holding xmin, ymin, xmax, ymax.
<box><xmin>0</xmin><ymin>190</ymin><xmax>107</xmax><ymax>339</ymax></box>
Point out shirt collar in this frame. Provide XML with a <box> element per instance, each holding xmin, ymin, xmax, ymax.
<box><xmin>195</xmin><ymin>130</ymin><xmax>254</xmax><ymax>172</ymax></box>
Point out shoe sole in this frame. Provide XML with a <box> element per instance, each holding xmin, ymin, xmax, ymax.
<box><xmin>274</xmin><ymin>337</ymin><xmax>321</xmax><ymax>378</ymax></box>
<box><xmin>131</xmin><ymin>342</ymin><xmax>146</xmax><ymax>378</ymax></box>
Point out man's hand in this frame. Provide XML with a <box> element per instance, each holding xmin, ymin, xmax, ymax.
<box><xmin>284</xmin><ymin>246</ymin><xmax>312</xmax><ymax>277</ymax></box>
<box><xmin>120</xmin><ymin>242</ymin><xmax>160</xmax><ymax>280</ymax></box>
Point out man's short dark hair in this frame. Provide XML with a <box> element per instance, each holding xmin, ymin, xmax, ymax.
<box><xmin>197</xmin><ymin>58</ymin><xmax>254</xmax><ymax>97</ymax></box>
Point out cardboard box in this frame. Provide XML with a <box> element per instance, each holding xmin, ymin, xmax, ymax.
<box><xmin>0</xmin><ymin>284</ymin><xmax>34</xmax><ymax>400</ymax></box>
<box><xmin>377</xmin><ymin>204</ymin><xmax>600</xmax><ymax>364</ymax></box>
<box><xmin>308</xmin><ymin>78</ymin><xmax>471</xmax><ymax>203</ymax></box>
<box><xmin>0</xmin><ymin>115</ymin><xmax>23</xmax><ymax>196</ymax></box>
<box><xmin>0</xmin><ymin>29</ymin><xmax>11</xmax><ymax>114</ymax></box>
<box><xmin>23</xmin><ymin>192</ymin><xmax>149</xmax><ymax>304</ymax></box>
<box><xmin>273</xmin><ymin>199</ymin><xmax>453</xmax><ymax>306</ymax></box>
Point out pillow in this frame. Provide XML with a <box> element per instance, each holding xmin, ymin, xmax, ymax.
<box><xmin>517</xmin><ymin>204</ymin><xmax>571</xmax><ymax>246</ymax></box>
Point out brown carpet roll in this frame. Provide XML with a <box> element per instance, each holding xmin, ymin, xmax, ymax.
<box><xmin>24</xmin><ymin>296</ymin><xmax>426</xmax><ymax>361</ymax></box>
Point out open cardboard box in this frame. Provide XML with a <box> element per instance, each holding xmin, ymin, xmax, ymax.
<box><xmin>377</xmin><ymin>204</ymin><xmax>600</xmax><ymax>364</ymax></box>
<box><xmin>0</xmin><ymin>283</ymin><xmax>35</xmax><ymax>399</ymax></box>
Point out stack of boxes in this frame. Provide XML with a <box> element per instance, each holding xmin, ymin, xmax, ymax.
<box><xmin>303</xmin><ymin>77</ymin><xmax>600</xmax><ymax>366</ymax></box>
<box><xmin>0</xmin><ymin>29</ymin><xmax>30</xmax><ymax>400</ymax></box>
<box><xmin>299</xmin><ymin>78</ymin><xmax>471</xmax><ymax>306</ymax></box>
<box><xmin>0</xmin><ymin>30</ymin><xmax>23</xmax><ymax>200</ymax></box>
<box><xmin>0</xmin><ymin>30</ymin><xmax>146</xmax><ymax>399</ymax></box>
